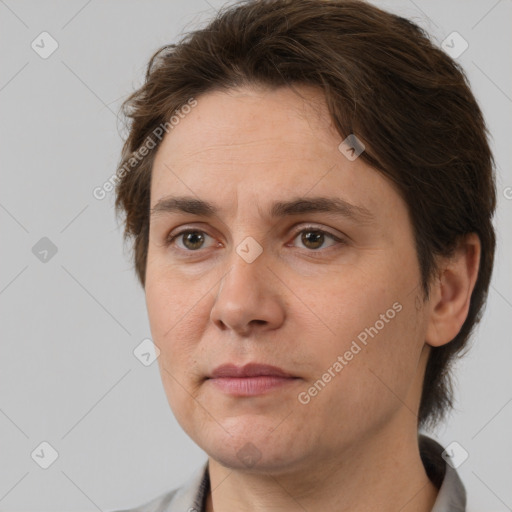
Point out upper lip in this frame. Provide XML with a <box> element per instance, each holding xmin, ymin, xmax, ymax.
<box><xmin>209</xmin><ymin>363</ymin><xmax>295</xmax><ymax>379</ymax></box>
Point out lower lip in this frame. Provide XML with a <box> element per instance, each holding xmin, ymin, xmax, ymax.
<box><xmin>208</xmin><ymin>376</ymin><xmax>298</xmax><ymax>396</ymax></box>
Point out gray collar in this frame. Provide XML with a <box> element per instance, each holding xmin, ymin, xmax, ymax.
<box><xmin>117</xmin><ymin>434</ymin><xmax>466</xmax><ymax>512</ymax></box>
<box><xmin>419</xmin><ymin>434</ymin><xmax>467</xmax><ymax>511</ymax></box>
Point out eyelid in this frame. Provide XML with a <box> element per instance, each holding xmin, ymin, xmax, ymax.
<box><xmin>289</xmin><ymin>223</ymin><xmax>344</xmax><ymax>241</ymax></box>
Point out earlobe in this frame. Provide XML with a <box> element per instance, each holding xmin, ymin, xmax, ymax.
<box><xmin>425</xmin><ymin>233</ymin><xmax>481</xmax><ymax>348</ymax></box>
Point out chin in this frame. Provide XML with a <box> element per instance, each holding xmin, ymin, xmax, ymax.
<box><xmin>195</xmin><ymin>420</ymin><xmax>307</xmax><ymax>473</ymax></box>
<box><xmin>208</xmin><ymin>445</ymin><xmax>303</xmax><ymax>473</ymax></box>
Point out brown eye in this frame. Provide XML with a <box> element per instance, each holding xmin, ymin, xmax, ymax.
<box><xmin>167</xmin><ymin>230</ymin><xmax>214</xmax><ymax>251</ymax></box>
<box><xmin>292</xmin><ymin>228</ymin><xmax>341</xmax><ymax>251</ymax></box>
<box><xmin>300</xmin><ymin>230</ymin><xmax>325</xmax><ymax>250</ymax></box>
<box><xmin>181</xmin><ymin>231</ymin><xmax>205</xmax><ymax>250</ymax></box>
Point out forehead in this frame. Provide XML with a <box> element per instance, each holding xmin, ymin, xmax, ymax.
<box><xmin>153</xmin><ymin>85</ymin><xmax>335</xmax><ymax>173</ymax></box>
<box><xmin>150</xmin><ymin>85</ymin><xmax>401</xmax><ymax>226</ymax></box>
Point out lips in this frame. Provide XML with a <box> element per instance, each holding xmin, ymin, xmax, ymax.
<box><xmin>209</xmin><ymin>363</ymin><xmax>294</xmax><ymax>379</ymax></box>
<box><xmin>207</xmin><ymin>363</ymin><xmax>298</xmax><ymax>396</ymax></box>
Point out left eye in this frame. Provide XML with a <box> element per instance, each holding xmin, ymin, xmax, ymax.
<box><xmin>290</xmin><ymin>228</ymin><xmax>342</xmax><ymax>250</ymax></box>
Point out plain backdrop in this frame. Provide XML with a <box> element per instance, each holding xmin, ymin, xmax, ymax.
<box><xmin>0</xmin><ymin>0</ymin><xmax>511</xmax><ymax>510</ymax></box>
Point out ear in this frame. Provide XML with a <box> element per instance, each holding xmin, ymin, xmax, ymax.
<box><xmin>425</xmin><ymin>233</ymin><xmax>481</xmax><ymax>348</ymax></box>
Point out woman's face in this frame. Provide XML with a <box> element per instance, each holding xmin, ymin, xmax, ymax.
<box><xmin>145</xmin><ymin>84</ymin><xmax>430</xmax><ymax>474</ymax></box>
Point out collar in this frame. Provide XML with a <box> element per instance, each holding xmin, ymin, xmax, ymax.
<box><xmin>419</xmin><ymin>434</ymin><xmax>467</xmax><ymax>511</ymax></box>
<box><xmin>127</xmin><ymin>434</ymin><xmax>466</xmax><ymax>511</ymax></box>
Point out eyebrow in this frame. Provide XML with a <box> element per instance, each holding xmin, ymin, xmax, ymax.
<box><xmin>150</xmin><ymin>195</ymin><xmax>375</xmax><ymax>224</ymax></box>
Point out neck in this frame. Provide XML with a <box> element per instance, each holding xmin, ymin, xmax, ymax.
<box><xmin>205</xmin><ymin>418</ymin><xmax>438</xmax><ymax>512</ymax></box>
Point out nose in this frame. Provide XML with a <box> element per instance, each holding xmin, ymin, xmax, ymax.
<box><xmin>209</xmin><ymin>250</ymin><xmax>286</xmax><ymax>336</ymax></box>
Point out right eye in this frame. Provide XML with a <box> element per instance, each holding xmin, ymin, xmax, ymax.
<box><xmin>165</xmin><ymin>229</ymin><xmax>217</xmax><ymax>252</ymax></box>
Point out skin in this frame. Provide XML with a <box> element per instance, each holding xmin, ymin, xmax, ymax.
<box><xmin>145</xmin><ymin>84</ymin><xmax>481</xmax><ymax>512</ymax></box>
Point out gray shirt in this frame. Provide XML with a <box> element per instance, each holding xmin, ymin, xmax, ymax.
<box><xmin>111</xmin><ymin>435</ymin><xmax>466</xmax><ymax>512</ymax></box>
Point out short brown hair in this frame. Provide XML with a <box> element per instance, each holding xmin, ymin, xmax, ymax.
<box><xmin>115</xmin><ymin>0</ymin><xmax>496</xmax><ymax>429</ymax></box>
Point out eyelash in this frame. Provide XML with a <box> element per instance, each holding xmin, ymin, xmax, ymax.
<box><xmin>164</xmin><ymin>225</ymin><xmax>346</xmax><ymax>254</ymax></box>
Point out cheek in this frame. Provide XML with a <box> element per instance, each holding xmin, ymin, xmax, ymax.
<box><xmin>297</xmin><ymin>297</ymin><xmax>424</xmax><ymax>444</ymax></box>
<box><xmin>304</xmin><ymin>266</ymin><xmax>397</xmax><ymax>345</ymax></box>
<box><xmin>303</xmin><ymin>257</ymin><xmax>424</xmax><ymax>391</ymax></box>
<box><xmin>145</xmin><ymin>276</ymin><xmax>193</xmax><ymax>375</ymax></box>
<box><xmin>146</xmin><ymin>275</ymin><xmax>208</xmax><ymax>424</ymax></box>
<box><xmin>146</xmin><ymin>280</ymin><xmax>179</xmax><ymax>336</ymax></box>
<box><xmin>145</xmin><ymin>260</ymin><xmax>202</xmax><ymax>335</ymax></box>
<box><xmin>145</xmin><ymin>270</ymin><xmax>216</xmax><ymax>376</ymax></box>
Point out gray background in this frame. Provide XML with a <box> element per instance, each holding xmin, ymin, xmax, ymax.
<box><xmin>0</xmin><ymin>0</ymin><xmax>511</xmax><ymax>510</ymax></box>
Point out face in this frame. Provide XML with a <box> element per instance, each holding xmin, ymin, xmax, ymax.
<box><xmin>145</xmin><ymin>85</ymin><xmax>430</xmax><ymax>475</ymax></box>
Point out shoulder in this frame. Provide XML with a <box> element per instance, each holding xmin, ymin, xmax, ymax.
<box><xmin>111</xmin><ymin>488</ymin><xmax>180</xmax><ymax>512</ymax></box>
<box><xmin>107</xmin><ymin>461</ymin><xmax>209</xmax><ymax>512</ymax></box>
